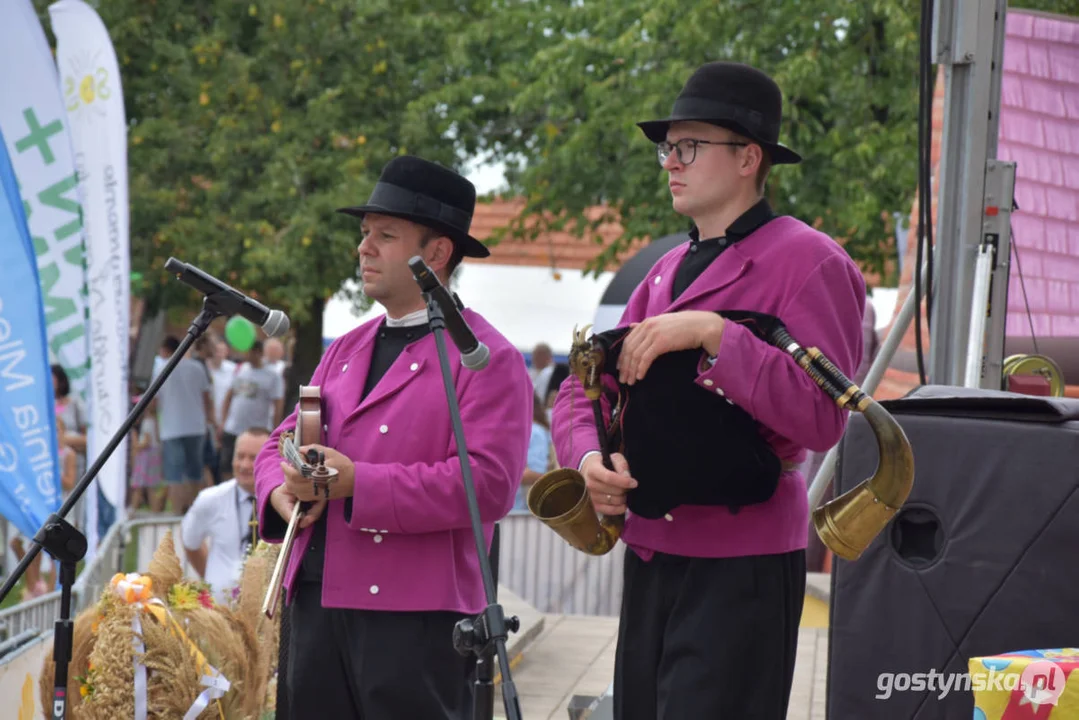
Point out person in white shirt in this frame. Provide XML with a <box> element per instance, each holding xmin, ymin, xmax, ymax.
<box><xmin>181</xmin><ymin>426</ymin><xmax>270</xmax><ymax>605</ymax></box>
<box><xmin>529</xmin><ymin>342</ymin><xmax>555</xmax><ymax>402</ymax></box>
<box><xmin>207</xmin><ymin>336</ymin><xmax>238</xmax><ymax>426</ymax></box>
<box><xmin>219</xmin><ymin>341</ymin><xmax>284</xmax><ymax>477</ymax></box>
<box><xmin>204</xmin><ymin>335</ymin><xmax>238</xmax><ymax>485</ymax></box>
<box><xmin>153</xmin><ymin>337</ymin><xmax>217</xmax><ymax>514</ymax></box>
<box><xmin>263</xmin><ymin>337</ymin><xmax>288</xmax><ymax>379</ymax></box>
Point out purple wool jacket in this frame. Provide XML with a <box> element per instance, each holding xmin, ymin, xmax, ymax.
<box><xmin>254</xmin><ymin>308</ymin><xmax>533</xmax><ymax>614</ymax></box>
<box><xmin>552</xmin><ymin>215</ymin><xmax>866</xmax><ymax>560</ymax></box>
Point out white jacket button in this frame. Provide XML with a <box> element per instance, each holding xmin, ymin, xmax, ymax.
<box><xmin>664</xmin><ymin>513</ymin><xmax>674</xmax><ymax>522</ymax></box>
<box><xmin>370</xmin><ymin>585</ymin><xmax>379</xmax><ymax>595</ymax></box>
<box><xmin>379</xmin><ymin>424</ymin><xmax>389</xmax><ymax>434</ymax></box>
<box><xmin>373</xmin><ymin>535</ymin><xmax>383</xmax><ymax>544</ymax></box>
<box><xmin>410</xmin><ymin>362</ymin><xmax>419</xmax><ymax>371</ymax></box>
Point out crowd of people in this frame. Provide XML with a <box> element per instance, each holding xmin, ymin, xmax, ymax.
<box><xmin>4</xmin><ymin>331</ymin><xmax>289</xmax><ymax>600</ymax></box>
<box><xmin>144</xmin><ymin>332</ymin><xmax>286</xmax><ymax>515</ymax></box>
<box><xmin>3</xmin><ymin>317</ymin><xmax>565</xmax><ymax>606</ymax></box>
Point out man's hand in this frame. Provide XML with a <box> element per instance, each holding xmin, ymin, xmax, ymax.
<box><xmin>280</xmin><ymin>443</ymin><xmax>355</xmax><ymax>503</ymax></box>
<box><xmin>617</xmin><ymin>311</ymin><xmax>725</xmax><ymax>385</ymax></box>
<box><xmin>269</xmin><ymin>484</ymin><xmax>326</xmax><ymax>530</ymax></box>
<box><xmin>582</xmin><ymin>452</ymin><xmax>637</xmax><ymax>516</ymax></box>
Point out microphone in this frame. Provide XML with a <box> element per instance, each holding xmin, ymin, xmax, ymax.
<box><xmin>164</xmin><ymin>257</ymin><xmax>290</xmax><ymax>337</ymax></box>
<box><xmin>408</xmin><ymin>256</ymin><xmax>490</xmax><ymax>371</ymax></box>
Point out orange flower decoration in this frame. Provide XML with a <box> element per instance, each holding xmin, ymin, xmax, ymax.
<box><xmin>109</xmin><ymin>572</ymin><xmax>154</xmax><ymax>606</ymax></box>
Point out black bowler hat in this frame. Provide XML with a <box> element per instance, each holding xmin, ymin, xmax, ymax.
<box><xmin>337</xmin><ymin>156</ymin><xmax>490</xmax><ymax>258</ymax></box>
<box><xmin>637</xmin><ymin>62</ymin><xmax>801</xmax><ymax>165</ymax></box>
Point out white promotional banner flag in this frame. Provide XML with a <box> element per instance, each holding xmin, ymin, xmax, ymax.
<box><xmin>49</xmin><ymin>0</ymin><xmax>130</xmax><ymax>524</ymax></box>
<box><xmin>0</xmin><ymin>1</ymin><xmax>91</xmax><ymax>416</ymax></box>
<box><xmin>0</xmin><ymin>0</ymin><xmax>95</xmax><ymax>553</ymax></box>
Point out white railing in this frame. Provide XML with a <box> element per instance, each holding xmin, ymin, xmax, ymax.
<box><xmin>0</xmin><ymin>591</ymin><xmax>64</xmax><ymax>646</ymax></box>
<box><xmin>0</xmin><ymin>517</ymin><xmax>185</xmax><ymax>648</ymax></box>
<box><xmin>498</xmin><ymin>512</ymin><xmax>624</xmax><ymax>617</ymax></box>
<box><xmin>73</xmin><ymin>520</ymin><xmax>129</xmax><ymax>610</ymax></box>
<box><xmin>126</xmin><ymin>516</ymin><xmax>195</xmax><ymax>578</ymax></box>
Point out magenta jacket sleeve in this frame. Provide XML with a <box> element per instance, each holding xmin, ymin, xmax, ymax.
<box><xmin>695</xmin><ymin>253</ymin><xmax>866</xmax><ymax>453</ymax></box>
<box><xmin>551</xmin><ymin>270</ymin><xmax>655</xmax><ymax>471</ymax></box>
<box><xmin>253</xmin><ymin>338</ymin><xmax>340</xmax><ymax>541</ymax></box>
<box><xmin>344</xmin><ymin>341</ymin><xmax>533</xmax><ymax>535</ymax></box>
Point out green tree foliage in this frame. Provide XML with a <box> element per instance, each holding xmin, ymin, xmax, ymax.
<box><xmin>34</xmin><ymin>0</ymin><xmax>487</xmax><ymax>380</ymax></box>
<box><xmin>409</xmin><ymin>0</ymin><xmax>925</xmax><ymax>281</ymax></box>
<box><xmin>30</xmin><ymin>0</ymin><xmax>1079</xmax><ymax>389</ymax></box>
<box><xmin>416</xmin><ymin>0</ymin><xmax>1079</xmax><ymax>280</ymax></box>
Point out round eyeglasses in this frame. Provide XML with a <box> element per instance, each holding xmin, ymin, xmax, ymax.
<box><xmin>657</xmin><ymin>138</ymin><xmax>748</xmax><ymax>166</ymax></box>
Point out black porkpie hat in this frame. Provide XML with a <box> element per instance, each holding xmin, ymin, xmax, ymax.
<box><xmin>637</xmin><ymin>62</ymin><xmax>801</xmax><ymax>165</ymax></box>
<box><xmin>337</xmin><ymin>155</ymin><xmax>490</xmax><ymax>258</ymax></box>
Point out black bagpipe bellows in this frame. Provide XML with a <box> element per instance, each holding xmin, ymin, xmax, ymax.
<box><xmin>590</xmin><ymin>319</ymin><xmax>782</xmax><ymax>519</ymax></box>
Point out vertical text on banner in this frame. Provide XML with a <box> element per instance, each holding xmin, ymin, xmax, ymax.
<box><xmin>49</xmin><ymin>0</ymin><xmax>131</xmax><ymax>518</ymax></box>
<box><xmin>0</xmin><ymin>126</ymin><xmax>62</xmax><ymax>540</ymax></box>
<box><xmin>0</xmin><ymin>0</ymin><xmax>91</xmax><ymax>410</ymax></box>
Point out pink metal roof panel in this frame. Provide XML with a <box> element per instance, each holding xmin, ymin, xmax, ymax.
<box><xmin>1002</xmin><ymin>10</ymin><xmax>1079</xmax><ymax>337</ymax></box>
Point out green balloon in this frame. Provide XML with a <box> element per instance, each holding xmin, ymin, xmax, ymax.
<box><xmin>225</xmin><ymin>315</ymin><xmax>257</xmax><ymax>352</ymax></box>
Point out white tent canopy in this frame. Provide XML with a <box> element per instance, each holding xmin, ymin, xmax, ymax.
<box><xmin>323</xmin><ymin>263</ymin><xmax>617</xmax><ymax>356</ymax></box>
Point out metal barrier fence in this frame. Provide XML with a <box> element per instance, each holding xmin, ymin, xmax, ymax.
<box><xmin>0</xmin><ymin>591</ymin><xmax>65</xmax><ymax>646</ymax></box>
<box><xmin>0</xmin><ymin>520</ymin><xmax>124</xmax><ymax>645</ymax></box>
<box><xmin>127</xmin><ymin>516</ymin><xmax>194</xmax><ymax>577</ymax></box>
<box><xmin>0</xmin><ymin>512</ymin><xmax>621</xmax><ymax>655</ymax></box>
<box><xmin>497</xmin><ymin>512</ymin><xmax>624</xmax><ymax>617</ymax></box>
<box><xmin>126</xmin><ymin>514</ymin><xmax>626</xmax><ymax>619</ymax></box>
<box><xmin>0</xmin><ymin>518</ymin><xmax>185</xmax><ymax>646</ymax></box>
<box><xmin>75</xmin><ymin>520</ymin><xmax>130</xmax><ymax>610</ymax></box>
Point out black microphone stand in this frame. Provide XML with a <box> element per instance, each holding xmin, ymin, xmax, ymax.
<box><xmin>0</xmin><ymin>290</ymin><xmax>231</xmax><ymax>719</ymax></box>
<box><xmin>421</xmin><ymin>293</ymin><xmax>523</xmax><ymax>720</ymax></box>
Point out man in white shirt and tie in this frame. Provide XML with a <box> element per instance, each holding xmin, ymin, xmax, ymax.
<box><xmin>181</xmin><ymin>426</ymin><xmax>270</xmax><ymax>604</ymax></box>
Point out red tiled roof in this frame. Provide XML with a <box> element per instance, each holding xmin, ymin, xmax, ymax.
<box><xmin>464</xmin><ymin>198</ymin><xmax>647</xmax><ymax>271</ymax></box>
<box><xmin>463</xmin><ymin>198</ymin><xmax>890</xmax><ymax>285</ymax></box>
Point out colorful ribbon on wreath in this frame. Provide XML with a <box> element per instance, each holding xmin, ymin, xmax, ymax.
<box><xmin>109</xmin><ymin>573</ymin><xmax>230</xmax><ymax>720</ymax></box>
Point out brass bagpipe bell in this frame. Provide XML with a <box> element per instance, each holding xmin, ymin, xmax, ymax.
<box><xmin>526</xmin><ymin>325</ymin><xmax>624</xmax><ymax>555</ymax></box>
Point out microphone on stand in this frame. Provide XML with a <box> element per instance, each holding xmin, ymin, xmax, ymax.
<box><xmin>407</xmin><ymin>254</ymin><xmax>521</xmax><ymax>720</ymax></box>
<box><xmin>2</xmin><ymin>257</ymin><xmax>290</xmax><ymax>720</ymax></box>
<box><xmin>164</xmin><ymin>257</ymin><xmax>290</xmax><ymax>337</ymax></box>
<box><xmin>408</xmin><ymin>256</ymin><xmax>490</xmax><ymax>371</ymax></box>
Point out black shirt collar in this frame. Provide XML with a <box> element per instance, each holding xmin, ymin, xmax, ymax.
<box><xmin>688</xmin><ymin>198</ymin><xmax>777</xmax><ymax>246</ymax></box>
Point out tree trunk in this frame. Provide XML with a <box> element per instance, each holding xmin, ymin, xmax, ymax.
<box><xmin>284</xmin><ymin>296</ymin><xmax>326</xmax><ymax>413</ymax></box>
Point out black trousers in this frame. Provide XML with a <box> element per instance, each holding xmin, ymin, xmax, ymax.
<box><xmin>613</xmin><ymin>548</ymin><xmax>806</xmax><ymax>720</ymax></box>
<box><xmin>286</xmin><ymin>582</ymin><xmax>475</xmax><ymax>719</ymax></box>
<box><xmin>219</xmin><ymin>431</ymin><xmax>237</xmax><ymax>477</ymax></box>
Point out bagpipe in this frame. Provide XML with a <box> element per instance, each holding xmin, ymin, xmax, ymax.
<box><xmin>527</xmin><ymin>311</ymin><xmax>915</xmax><ymax>562</ymax></box>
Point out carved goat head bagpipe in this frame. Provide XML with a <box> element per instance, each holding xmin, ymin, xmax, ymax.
<box><xmin>586</xmin><ymin>311</ymin><xmax>790</xmax><ymax>519</ymax></box>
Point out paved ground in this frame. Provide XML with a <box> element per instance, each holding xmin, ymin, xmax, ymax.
<box><xmin>494</xmin><ymin>576</ymin><xmax>833</xmax><ymax>720</ymax></box>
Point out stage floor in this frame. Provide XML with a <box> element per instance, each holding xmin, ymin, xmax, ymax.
<box><xmin>494</xmin><ymin>612</ymin><xmax>830</xmax><ymax>720</ymax></box>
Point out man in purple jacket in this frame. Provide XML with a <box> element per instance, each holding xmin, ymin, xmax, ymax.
<box><xmin>552</xmin><ymin>63</ymin><xmax>866</xmax><ymax>718</ymax></box>
<box><xmin>254</xmin><ymin>156</ymin><xmax>533</xmax><ymax>719</ymax></box>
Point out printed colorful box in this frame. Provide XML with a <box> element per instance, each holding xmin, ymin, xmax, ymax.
<box><xmin>969</xmin><ymin>649</ymin><xmax>1079</xmax><ymax>719</ymax></box>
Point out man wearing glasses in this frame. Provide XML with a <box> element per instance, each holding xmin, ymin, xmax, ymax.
<box><xmin>551</xmin><ymin>62</ymin><xmax>866</xmax><ymax>718</ymax></box>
